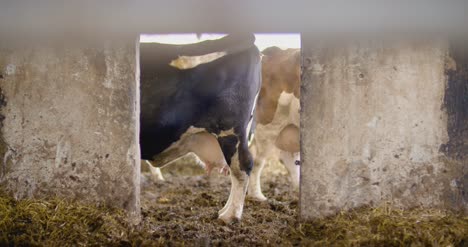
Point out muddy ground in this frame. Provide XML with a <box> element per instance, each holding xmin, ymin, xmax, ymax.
<box><xmin>139</xmin><ymin>159</ymin><xmax>299</xmax><ymax>245</ymax></box>
<box><xmin>1</xmin><ymin>159</ymin><xmax>466</xmax><ymax>246</ymax></box>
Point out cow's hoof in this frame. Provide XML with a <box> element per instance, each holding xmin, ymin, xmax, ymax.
<box><xmin>218</xmin><ymin>213</ymin><xmax>241</xmax><ymax>224</ymax></box>
<box><xmin>247</xmin><ymin>193</ymin><xmax>267</xmax><ymax>202</ymax></box>
<box><xmin>149</xmin><ymin>166</ymin><xmax>165</xmax><ymax>181</ymax></box>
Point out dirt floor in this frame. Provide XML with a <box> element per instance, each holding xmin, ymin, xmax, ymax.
<box><xmin>139</xmin><ymin>159</ymin><xmax>299</xmax><ymax>246</ymax></box>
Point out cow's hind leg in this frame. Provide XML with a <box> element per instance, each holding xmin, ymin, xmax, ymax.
<box><xmin>217</xmin><ymin>134</ymin><xmax>252</xmax><ymax>223</ymax></box>
<box><xmin>218</xmin><ymin>154</ymin><xmax>249</xmax><ymax>223</ymax></box>
<box><xmin>247</xmin><ymin>158</ymin><xmax>267</xmax><ymax>201</ymax></box>
<box><xmin>146</xmin><ymin>160</ymin><xmax>165</xmax><ymax>181</ymax></box>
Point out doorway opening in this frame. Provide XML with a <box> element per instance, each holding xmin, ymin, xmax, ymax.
<box><xmin>138</xmin><ymin>33</ymin><xmax>302</xmax><ymax>230</ymax></box>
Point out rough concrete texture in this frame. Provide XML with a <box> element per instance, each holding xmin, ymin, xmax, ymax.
<box><xmin>442</xmin><ymin>42</ymin><xmax>468</xmax><ymax>210</ymax></box>
<box><xmin>0</xmin><ymin>39</ymin><xmax>141</xmax><ymax>218</ymax></box>
<box><xmin>300</xmin><ymin>38</ymin><xmax>467</xmax><ymax>220</ymax></box>
<box><xmin>443</xmin><ymin>43</ymin><xmax>468</xmax><ymax>161</ymax></box>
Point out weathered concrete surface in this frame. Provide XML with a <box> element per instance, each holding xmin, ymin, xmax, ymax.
<box><xmin>300</xmin><ymin>39</ymin><xmax>467</xmax><ymax>220</ymax></box>
<box><xmin>0</xmin><ymin>39</ymin><xmax>141</xmax><ymax>218</ymax></box>
<box><xmin>443</xmin><ymin>43</ymin><xmax>468</xmax><ymax>162</ymax></box>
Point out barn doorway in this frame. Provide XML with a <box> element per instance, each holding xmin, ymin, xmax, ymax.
<box><xmin>138</xmin><ymin>33</ymin><xmax>302</xmax><ymax>233</ymax></box>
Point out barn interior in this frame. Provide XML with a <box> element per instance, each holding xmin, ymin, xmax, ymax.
<box><xmin>0</xmin><ymin>1</ymin><xmax>467</xmax><ymax>246</ymax></box>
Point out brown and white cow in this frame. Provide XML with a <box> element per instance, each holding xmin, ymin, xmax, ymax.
<box><xmin>248</xmin><ymin>46</ymin><xmax>301</xmax><ymax>201</ymax></box>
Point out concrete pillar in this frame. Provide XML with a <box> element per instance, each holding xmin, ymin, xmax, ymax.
<box><xmin>0</xmin><ymin>38</ymin><xmax>140</xmax><ymax>218</ymax></box>
<box><xmin>300</xmin><ymin>38</ymin><xmax>467</xmax><ymax>220</ymax></box>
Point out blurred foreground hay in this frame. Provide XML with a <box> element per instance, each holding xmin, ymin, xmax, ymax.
<box><xmin>295</xmin><ymin>205</ymin><xmax>467</xmax><ymax>246</ymax></box>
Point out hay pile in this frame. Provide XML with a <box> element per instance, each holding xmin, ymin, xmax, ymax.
<box><xmin>293</xmin><ymin>205</ymin><xmax>467</xmax><ymax>246</ymax></box>
<box><xmin>0</xmin><ymin>191</ymin><xmax>139</xmax><ymax>246</ymax></box>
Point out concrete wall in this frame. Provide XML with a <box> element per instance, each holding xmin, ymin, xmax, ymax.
<box><xmin>0</xmin><ymin>39</ymin><xmax>141</xmax><ymax>218</ymax></box>
<box><xmin>300</xmin><ymin>38</ymin><xmax>467</xmax><ymax>219</ymax></box>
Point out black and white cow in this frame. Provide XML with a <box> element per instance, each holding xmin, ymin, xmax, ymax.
<box><xmin>139</xmin><ymin>33</ymin><xmax>261</xmax><ymax>223</ymax></box>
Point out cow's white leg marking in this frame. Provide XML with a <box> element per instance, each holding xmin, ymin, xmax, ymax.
<box><xmin>279</xmin><ymin>150</ymin><xmax>300</xmax><ymax>191</ymax></box>
<box><xmin>245</xmin><ymin>91</ymin><xmax>259</xmax><ymax>142</ymax></box>
<box><xmin>250</xmin><ymin>91</ymin><xmax>260</xmax><ymax>116</ymax></box>
<box><xmin>246</xmin><ymin>117</ymin><xmax>254</xmax><ymax>142</ymax></box>
<box><xmin>247</xmin><ymin>158</ymin><xmax>267</xmax><ymax>201</ymax></box>
<box><xmin>219</xmin><ymin>91</ymin><xmax>258</xmax><ymax>222</ymax></box>
<box><xmin>218</xmin><ymin>180</ymin><xmax>233</xmax><ymax>215</ymax></box>
<box><xmin>218</xmin><ymin>152</ymin><xmax>249</xmax><ymax>223</ymax></box>
<box><xmin>146</xmin><ymin>160</ymin><xmax>165</xmax><ymax>181</ymax></box>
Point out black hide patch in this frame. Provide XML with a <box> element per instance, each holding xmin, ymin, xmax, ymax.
<box><xmin>139</xmin><ymin>34</ymin><xmax>261</xmax><ymax>176</ymax></box>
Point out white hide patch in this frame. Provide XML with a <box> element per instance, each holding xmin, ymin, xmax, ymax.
<box><xmin>275</xmin><ymin>92</ymin><xmax>300</xmax><ymax>127</ymax></box>
<box><xmin>218</xmin><ymin>128</ymin><xmax>235</xmax><ymax>137</ymax></box>
<box><xmin>251</xmin><ymin>92</ymin><xmax>260</xmax><ymax>116</ymax></box>
<box><xmin>248</xmin><ymin>132</ymin><xmax>255</xmax><ymax>147</ymax></box>
<box><xmin>184</xmin><ymin>126</ymin><xmax>207</xmax><ymax>135</ymax></box>
<box><xmin>277</xmin><ymin>91</ymin><xmax>295</xmax><ymax>106</ymax></box>
<box><xmin>170</xmin><ymin>52</ymin><xmax>227</xmax><ymax>70</ymax></box>
<box><xmin>246</xmin><ymin>118</ymin><xmax>254</xmax><ymax>144</ymax></box>
<box><xmin>246</xmin><ymin>91</ymin><xmax>260</xmax><ymax>143</ymax></box>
